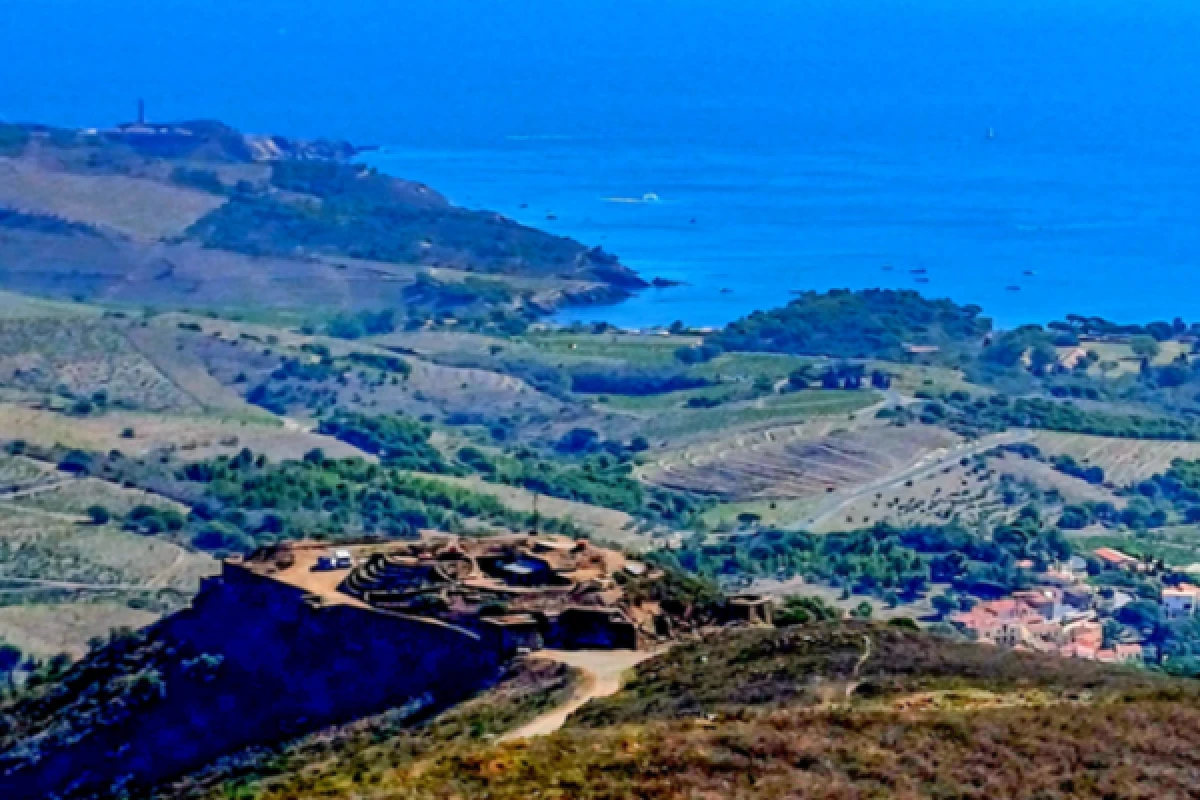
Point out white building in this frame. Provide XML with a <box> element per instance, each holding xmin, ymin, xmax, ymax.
<box><xmin>1162</xmin><ymin>585</ymin><xmax>1200</xmax><ymax>619</ymax></box>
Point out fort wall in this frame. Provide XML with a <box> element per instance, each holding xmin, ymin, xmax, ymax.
<box><xmin>7</xmin><ymin>561</ymin><xmax>503</xmax><ymax>799</ymax></box>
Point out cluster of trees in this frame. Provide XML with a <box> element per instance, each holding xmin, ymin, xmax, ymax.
<box><xmin>187</xmin><ymin>171</ymin><xmax>601</xmax><ymax>282</ymax></box>
<box><xmin>317</xmin><ymin>411</ymin><xmax>456</xmax><ymax>473</ymax></box>
<box><xmin>460</xmin><ymin>442</ymin><xmax>707</xmax><ymax>525</ymax></box>
<box><xmin>977</xmin><ymin>326</ymin><xmax>1066</xmax><ymax>378</ymax></box>
<box><xmin>707</xmin><ymin>289</ymin><xmax>991</xmax><ymax>361</ymax></box>
<box><xmin>1051</xmin><ymin>454</ymin><xmax>1106</xmax><ymax>485</ymax></box>
<box><xmin>1004</xmin><ymin>444</ymin><xmax>1108</xmax><ymax>486</ymax></box>
<box><xmin>311</xmin><ymin>410</ymin><xmax>703</xmax><ymax>525</ymax></box>
<box><xmin>122</xmin><ymin>504</ymin><xmax>187</xmax><ymax>536</ymax></box>
<box><xmin>917</xmin><ymin>391</ymin><xmax>1200</xmax><ymax>441</ymax></box>
<box><xmin>787</xmin><ymin>363</ymin><xmax>891</xmax><ymax>391</ymax></box>
<box><xmin>0</xmin><ymin>209</ymin><xmax>100</xmax><ymax>238</ymax></box>
<box><xmin>64</xmin><ymin>389</ymin><xmax>122</xmax><ymax>417</ymax></box>
<box><xmin>398</xmin><ymin>274</ymin><xmax>537</xmax><ymax>335</ymax></box>
<box><xmin>1057</xmin><ymin>501</ymin><xmax>1135</xmax><ymax>530</ymax></box>
<box><xmin>325</xmin><ymin>309</ymin><xmax>399</xmax><ymax>340</ymax></box>
<box><xmin>246</xmin><ymin>383</ymin><xmax>338</xmax><ymax>416</ymax></box>
<box><xmin>174</xmin><ymin>448</ymin><xmax>574</xmax><ymax>553</ymax></box>
<box><xmin>660</xmin><ymin>511</ymin><xmax>1071</xmax><ymax>604</ymax></box>
<box><xmin>673</xmin><ymin>343</ymin><xmax>723</xmax><ymax>365</ymax></box>
<box><xmin>1119</xmin><ymin>459</ymin><xmax>1200</xmax><ymax>529</ymax></box>
<box><xmin>271</xmin><ymin>355</ymin><xmax>346</xmax><ymax>383</ymax></box>
<box><xmin>773</xmin><ymin>595</ymin><xmax>843</xmax><ymax>627</ymax></box>
<box><xmin>344</xmin><ymin>352</ymin><xmax>411</xmax><ymax>376</ymax></box>
<box><xmin>1050</xmin><ymin>314</ymin><xmax>1197</xmax><ymax>342</ymax></box>
<box><xmin>169</xmin><ymin>167</ymin><xmax>226</xmax><ymax>195</ymax></box>
<box><xmin>246</xmin><ymin>350</ymin><xmax>409</xmax><ymax>415</ymax></box>
<box><xmin>569</xmin><ymin>369</ymin><xmax>712</xmax><ymax>396</ymax></box>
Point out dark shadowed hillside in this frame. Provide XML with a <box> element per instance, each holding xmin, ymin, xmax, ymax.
<box><xmin>15</xmin><ymin>621</ymin><xmax>1199</xmax><ymax>800</ymax></box>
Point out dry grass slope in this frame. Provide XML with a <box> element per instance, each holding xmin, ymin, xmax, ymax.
<box><xmin>140</xmin><ymin>624</ymin><xmax>1197</xmax><ymax>800</ymax></box>
<box><xmin>0</xmin><ymin>158</ymin><xmax>226</xmax><ymax>239</ymax></box>
<box><xmin>1032</xmin><ymin>431</ymin><xmax>1200</xmax><ymax>486</ymax></box>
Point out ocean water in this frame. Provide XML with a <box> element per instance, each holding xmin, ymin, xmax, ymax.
<box><xmin>363</xmin><ymin>133</ymin><xmax>1200</xmax><ymax>330</ymax></box>
<box><xmin>4</xmin><ymin>0</ymin><xmax>1200</xmax><ymax>329</ymax></box>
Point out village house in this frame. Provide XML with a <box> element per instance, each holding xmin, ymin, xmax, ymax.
<box><xmin>950</xmin><ymin>588</ymin><xmax>1140</xmax><ymax>664</ymax></box>
<box><xmin>1093</xmin><ymin>547</ymin><xmax>1141</xmax><ymax>571</ymax></box>
<box><xmin>1162</xmin><ymin>585</ymin><xmax>1200</xmax><ymax>619</ymax></box>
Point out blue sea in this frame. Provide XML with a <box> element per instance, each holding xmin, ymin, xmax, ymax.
<box><xmin>4</xmin><ymin>0</ymin><xmax>1200</xmax><ymax>329</ymax></box>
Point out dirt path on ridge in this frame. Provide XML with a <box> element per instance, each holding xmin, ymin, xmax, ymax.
<box><xmin>501</xmin><ymin>648</ymin><xmax>660</xmax><ymax>741</ymax></box>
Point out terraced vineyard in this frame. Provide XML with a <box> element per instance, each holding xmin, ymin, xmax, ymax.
<box><xmin>0</xmin><ymin>317</ymin><xmax>201</xmax><ymax>412</ymax></box>
<box><xmin>0</xmin><ymin>499</ymin><xmax>218</xmax><ymax>658</ymax></box>
<box><xmin>637</xmin><ymin>390</ymin><xmax>878</xmax><ymax>444</ymax></box>
<box><xmin>1032</xmin><ymin>431</ymin><xmax>1200</xmax><ymax>485</ymax></box>
<box><xmin>646</xmin><ymin>421</ymin><xmax>960</xmax><ymax>500</ymax></box>
<box><xmin>8</xmin><ymin>477</ymin><xmax>186</xmax><ymax>518</ymax></box>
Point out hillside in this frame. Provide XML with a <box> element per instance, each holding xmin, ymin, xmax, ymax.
<box><xmin>708</xmin><ymin>288</ymin><xmax>993</xmax><ymax>363</ymax></box>
<box><xmin>0</xmin><ymin>120</ymin><xmax>643</xmax><ymax>320</ymax></box>
<box><xmin>28</xmin><ymin>622</ymin><xmax>1196</xmax><ymax>800</ymax></box>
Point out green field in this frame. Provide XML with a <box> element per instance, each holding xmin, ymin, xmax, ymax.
<box><xmin>640</xmin><ymin>390</ymin><xmax>879</xmax><ymax>440</ymax></box>
<box><xmin>524</xmin><ymin>331</ymin><xmax>699</xmax><ymax>366</ymax></box>
<box><xmin>588</xmin><ymin>384</ymin><xmax>745</xmax><ymax>412</ymax></box>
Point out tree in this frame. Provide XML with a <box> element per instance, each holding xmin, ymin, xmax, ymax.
<box><xmin>851</xmin><ymin>601</ymin><xmax>873</xmax><ymax>619</ymax></box>
<box><xmin>787</xmin><ymin>368</ymin><xmax>812</xmax><ymax>390</ymax></box>
<box><xmin>1131</xmin><ymin>335</ymin><xmax>1161</xmax><ymax>361</ymax></box>
<box><xmin>1102</xmin><ymin>619</ymin><xmax>1124</xmax><ymax>649</ymax></box>
<box><xmin>932</xmin><ymin>592</ymin><xmax>957</xmax><ymax>618</ymax></box>
<box><xmin>0</xmin><ymin>642</ymin><xmax>21</xmax><ymax>690</ymax></box>
<box><xmin>1116</xmin><ymin>599</ymin><xmax>1164</xmax><ymax>635</ymax></box>
<box><xmin>1029</xmin><ymin>342</ymin><xmax>1058</xmax><ymax>375</ymax></box>
<box><xmin>556</xmin><ymin>428</ymin><xmax>600</xmax><ymax>454</ymax></box>
<box><xmin>86</xmin><ymin>505</ymin><xmax>110</xmax><ymax>525</ymax></box>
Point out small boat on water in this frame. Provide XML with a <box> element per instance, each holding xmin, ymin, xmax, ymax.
<box><xmin>910</xmin><ymin>268</ymin><xmax>927</xmax><ymax>275</ymax></box>
<box><xmin>915</xmin><ymin>277</ymin><xmax>931</xmax><ymax>284</ymax></box>
<box><xmin>719</xmin><ymin>288</ymin><xmax>733</xmax><ymax>294</ymax></box>
<box><xmin>1006</xmin><ymin>285</ymin><xmax>1021</xmax><ymax>291</ymax></box>
<box><xmin>882</xmin><ymin>265</ymin><xmax>894</xmax><ymax>271</ymax></box>
<box><xmin>1023</xmin><ymin>270</ymin><xmax>1036</xmax><ymax>276</ymax></box>
<box><xmin>546</xmin><ymin>214</ymin><xmax>558</xmax><ymax>221</ymax></box>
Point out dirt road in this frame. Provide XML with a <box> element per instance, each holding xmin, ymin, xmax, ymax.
<box><xmin>501</xmin><ymin>648</ymin><xmax>658</xmax><ymax>741</ymax></box>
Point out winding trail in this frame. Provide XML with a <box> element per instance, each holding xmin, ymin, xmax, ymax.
<box><xmin>845</xmin><ymin>634</ymin><xmax>873</xmax><ymax>699</ymax></box>
<box><xmin>146</xmin><ymin>547</ymin><xmax>190</xmax><ymax>589</ymax></box>
<box><xmin>501</xmin><ymin>649</ymin><xmax>659</xmax><ymax>741</ymax></box>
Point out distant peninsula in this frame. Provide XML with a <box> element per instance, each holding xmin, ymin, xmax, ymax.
<box><xmin>0</xmin><ymin>113</ymin><xmax>645</xmax><ymax>327</ymax></box>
